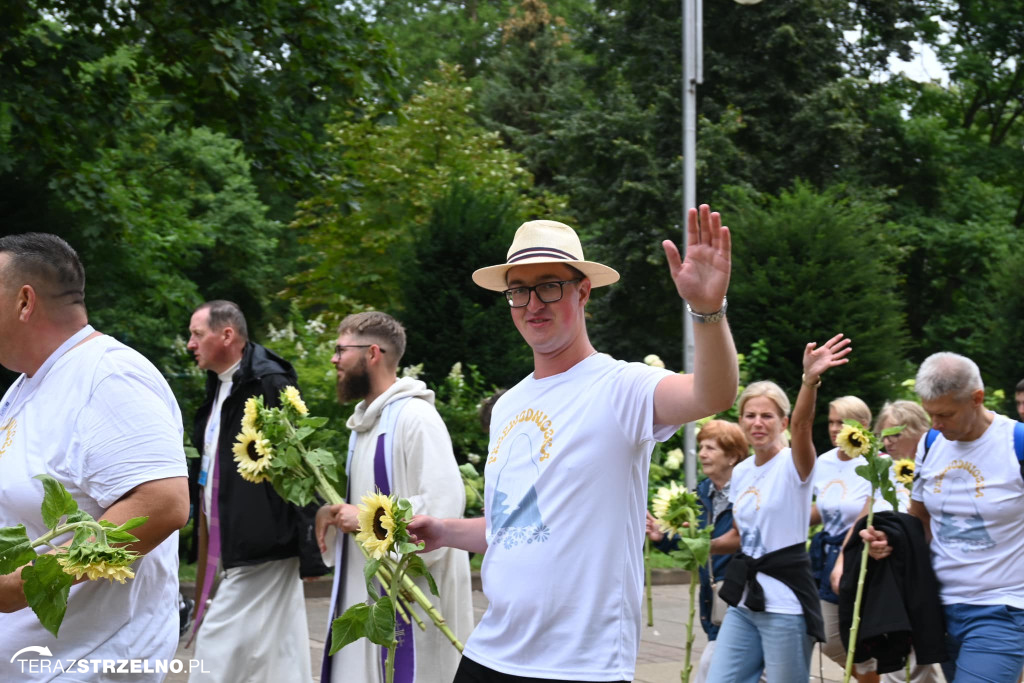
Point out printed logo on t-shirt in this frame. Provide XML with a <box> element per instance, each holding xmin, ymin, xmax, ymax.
<box><xmin>734</xmin><ymin>487</ymin><xmax>768</xmax><ymax>556</ymax></box>
<box><xmin>489</xmin><ymin>415</ymin><xmax>552</xmax><ymax>550</ymax></box>
<box><xmin>934</xmin><ymin>467</ymin><xmax>995</xmax><ymax>552</ymax></box>
<box><xmin>0</xmin><ymin>418</ymin><xmax>16</xmax><ymax>462</ymax></box>
<box><xmin>817</xmin><ymin>479</ymin><xmax>848</xmax><ymax>532</ymax></box>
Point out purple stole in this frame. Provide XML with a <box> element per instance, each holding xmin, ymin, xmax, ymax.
<box><xmin>321</xmin><ymin>398</ymin><xmax>415</xmax><ymax>683</ymax></box>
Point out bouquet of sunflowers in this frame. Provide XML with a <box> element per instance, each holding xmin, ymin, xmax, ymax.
<box><xmin>233</xmin><ymin>388</ymin><xmax>461</xmax><ymax>656</ymax></box>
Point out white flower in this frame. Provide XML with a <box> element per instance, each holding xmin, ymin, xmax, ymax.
<box><xmin>304</xmin><ymin>318</ymin><xmax>327</xmax><ymax>336</ymax></box>
<box><xmin>664</xmin><ymin>448</ymin><xmax>683</xmax><ymax>470</ymax></box>
<box><xmin>466</xmin><ymin>453</ymin><xmax>481</xmax><ymax>465</ymax></box>
<box><xmin>402</xmin><ymin>363</ymin><xmax>424</xmax><ymax>379</ymax></box>
<box><xmin>644</xmin><ymin>354</ymin><xmax>665</xmax><ymax>368</ymax></box>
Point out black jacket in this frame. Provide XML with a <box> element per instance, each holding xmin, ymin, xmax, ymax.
<box><xmin>187</xmin><ymin>342</ymin><xmax>326</xmax><ymax>577</ymax></box>
<box><xmin>719</xmin><ymin>542</ymin><xmax>826</xmax><ymax>643</ymax></box>
<box><xmin>839</xmin><ymin>511</ymin><xmax>946</xmax><ymax>673</ymax></box>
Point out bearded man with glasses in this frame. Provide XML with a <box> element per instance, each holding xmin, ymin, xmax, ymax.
<box><xmin>408</xmin><ymin>206</ymin><xmax>740</xmax><ymax>683</ymax></box>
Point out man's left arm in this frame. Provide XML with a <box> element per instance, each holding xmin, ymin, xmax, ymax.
<box><xmin>0</xmin><ymin>478</ymin><xmax>188</xmax><ymax>613</ymax></box>
<box><xmin>655</xmin><ymin>204</ymin><xmax>739</xmax><ymax>425</ymax></box>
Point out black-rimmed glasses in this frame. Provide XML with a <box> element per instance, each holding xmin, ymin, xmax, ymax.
<box><xmin>333</xmin><ymin>344</ymin><xmax>386</xmax><ymax>356</ymax></box>
<box><xmin>503</xmin><ymin>279</ymin><xmax>582</xmax><ymax>308</ymax></box>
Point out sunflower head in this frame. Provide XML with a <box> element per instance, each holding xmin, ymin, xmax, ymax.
<box><xmin>893</xmin><ymin>458</ymin><xmax>915</xmax><ymax>486</ymax></box>
<box><xmin>241</xmin><ymin>397</ymin><xmax>261</xmax><ymax>432</ymax></box>
<box><xmin>356</xmin><ymin>490</ymin><xmax>397</xmax><ymax>559</ymax></box>
<box><xmin>651</xmin><ymin>481</ymin><xmax>700</xmax><ymax>536</ymax></box>
<box><xmin>837</xmin><ymin>423</ymin><xmax>872</xmax><ymax>458</ymax></box>
<box><xmin>232</xmin><ymin>426</ymin><xmax>274</xmax><ymax>483</ymax></box>
<box><xmin>57</xmin><ymin>544</ymin><xmax>139</xmax><ymax>584</ymax></box>
<box><xmin>282</xmin><ymin>386</ymin><xmax>309</xmax><ymax>416</ymax></box>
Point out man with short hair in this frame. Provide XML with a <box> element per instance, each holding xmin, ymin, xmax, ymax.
<box><xmin>408</xmin><ymin>205</ymin><xmax>739</xmax><ymax>681</ymax></box>
<box><xmin>315</xmin><ymin>311</ymin><xmax>473</xmax><ymax>683</ymax></box>
<box><xmin>0</xmin><ymin>233</ymin><xmax>189</xmax><ymax>679</ymax></box>
<box><xmin>862</xmin><ymin>352</ymin><xmax>1024</xmax><ymax>682</ymax></box>
<box><xmin>185</xmin><ymin>300</ymin><xmax>324</xmax><ymax>682</ymax></box>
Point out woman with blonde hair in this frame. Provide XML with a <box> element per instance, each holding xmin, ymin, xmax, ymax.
<box><xmin>707</xmin><ymin>334</ymin><xmax>850</xmax><ymax>683</ymax></box>
<box><xmin>809</xmin><ymin>394</ymin><xmax>879</xmax><ymax>683</ymax></box>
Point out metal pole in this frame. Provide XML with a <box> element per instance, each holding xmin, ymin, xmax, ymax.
<box><xmin>682</xmin><ymin>0</ymin><xmax>702</xmax><ymax>490</ymax></box>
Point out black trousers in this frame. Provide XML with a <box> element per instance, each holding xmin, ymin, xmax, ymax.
<box><xmin>453</xmin><ymin>656</ymin><xmax>630</xmax><ymax>683</ymax></box>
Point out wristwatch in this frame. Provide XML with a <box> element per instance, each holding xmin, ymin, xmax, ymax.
<box><xmin>686</xmin><ymin>297</ymin><xmax>728</xmax><ymax>324</ymax></box>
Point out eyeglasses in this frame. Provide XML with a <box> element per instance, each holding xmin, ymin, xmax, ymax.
<box><xmin>333</xmin><ymin>344</ymin><xmax>386</xmax><ymax>356</ymax></box>
<box><xmin>503</xmin><ymin>279</ymin><xmax>581</xmax><ymax>308</ymax></box>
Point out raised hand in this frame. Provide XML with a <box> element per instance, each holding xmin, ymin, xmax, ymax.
<box><xmin>662</xmin><ymin>204</ymin><xmax>732</xmax><ymax>314</ymax></box>
<box><xmin>802</xmin><ymin>333</ymin><xmax>852</xmax><ymax>383</ymax></box>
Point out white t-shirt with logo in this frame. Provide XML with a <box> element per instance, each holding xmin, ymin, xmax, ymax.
<box><xmin>730</xmin><ymin>447</ymin><xmax>815</xmax><ymax>614</ymax></box>
<box><xmin>911</xmin><ymin>414</ymin><xmax>1024</xmax><ymax>608</ymax></box>
<box><xmin>463</xmin><ymin>353</ymin><xmax>677</xmax><ymax>681</ymax></box>
<box><xmin>0</xmin><ymin>335</ymin><xmax>187</xmax><ymax>681</ymax></box>
<box><xmin>814</xmin><ymin>448</ymin><xmax>874</xmax><ymax>536</ymax></box>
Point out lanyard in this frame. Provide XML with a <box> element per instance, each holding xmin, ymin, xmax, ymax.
<box><xmin>0</xmin><ymin>324</ymin><xmax>96</xmax><ymax>426</ymax></box>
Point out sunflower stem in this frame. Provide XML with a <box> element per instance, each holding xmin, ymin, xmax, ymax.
<box><xmin>843</xmin><ymin>503</ymin><xmax>875</xmax><ymax>683</ymax></box>
<box><xmin>681</xmin><ymin>507</ymin><xmax>698</xmax><ymax>683</ymax></box>
<box><xmin>384</xmin><ymin>555</ymin><xmax>407</xmax><ymax>683</ymax></box>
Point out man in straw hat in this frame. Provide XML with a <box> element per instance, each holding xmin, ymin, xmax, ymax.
<box><xmin>409</xmin><ymin>205</ymin><xmax>739</xmax><ymax>681</ymax></box>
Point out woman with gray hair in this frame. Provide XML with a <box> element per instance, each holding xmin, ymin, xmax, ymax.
<box><xmin>861</xmin><ymin>352</ymin><xmax>1024</xmax><ymax>682</ymax></box>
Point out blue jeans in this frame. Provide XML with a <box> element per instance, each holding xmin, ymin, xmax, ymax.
<box><xmin>941</xmin><ymin>603</ymin><xmax>1024</xmax><ymax>682</ymax></box>
<box><xmin>706</xmin><ymin>606</ymin><xmax>814</xmax><ymax>683</ymax></box>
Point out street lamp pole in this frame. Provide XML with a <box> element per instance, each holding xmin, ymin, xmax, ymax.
<box><xmin>681</xmin><ymin>0</ymin><xmax>702</xmax><ymax>490</ymax></box>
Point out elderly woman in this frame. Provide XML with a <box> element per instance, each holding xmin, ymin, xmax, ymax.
<box><xmin>809</xmin><ymin>395</ymin><xmax>879</xmax><ymax>683</ymax></box>
<box><xmin>646</xmin><ymin>419</ymin><xmax>749</xmax><ymax>682</ymax></box>
<box><xmin>707</xmin><ymin>334</ymin><xmax>850</xmax><ymax>683</ymax></box>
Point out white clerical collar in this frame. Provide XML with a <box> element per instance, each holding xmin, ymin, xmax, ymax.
<box><xmin>217</xmin><ymin>359</ymin><xmax>241</xmax><ymax>384</ymax></box>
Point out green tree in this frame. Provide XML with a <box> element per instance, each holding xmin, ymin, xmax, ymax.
<box><xmin>288</xmin><ymin>63</ymin><xmax>567</xmax><ymax>314</ymax></box>
<box><xmin>723</xmin><ymin>181</ymin><xmax>909</xmax><ymax>440</ymax></box>
<box><xmin>399</xmin><ymin>184</ymin><xmax>534</xmax><ymax>388</ymax></box>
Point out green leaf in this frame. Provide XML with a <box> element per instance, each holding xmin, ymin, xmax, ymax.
<box><xmin>403</xmin><ymin>554</ymin><xmax>439</xmax><ymax>596</ymax></box>
<box><xmin>113</xmin><ymin>516</ymin><xmax>148</xmax><ymax>532</ymax></box>
<box><xmin>880</xmin><ymin>425</ymin><xmax>905</xmax><ymax>438</ymax></box>
<box><xmin>300</xmin><ymin>417</ymin><xmax>329</xmax><ymax>429</ymax></box>
<box><xmin>679</xmin><ymin>535</ymin><xmax>711</xmax><ymax>568</ymax></box>
<box><xmin>22</xmin><ymin>555</ymin><xmax>73</xmax><ymax>638</ymax></box>
<box><xmin>304</xmin><ymin>448</ymin><xmax>336</xmax><ymax>468</ymax></box>
<box><xmin>102</xmin><ymin>530</ymin><xmax>141</xmax><ymax>545</ymax></box>
<box><xmin>0</xmin><ymin>525</ymin><xmax>37</xmax><ymax>575</ymax></box>
<box><xmin>35</xmin><ymin>475</ymin><xmax>78</xmax><ymax>528</ymax></box>
<box><xmin>396</xmin><ymin>541</ymin><xmax>423</xmax><ymax>555</ymax></box>
<box><xmin>854</xmin><ymin>464</ymin><xmax>872</xmax><ymax>481</ymax></box>
<box><xmin>366</xmin><ymin>596</ymin><xmax>396</xmax><ymax>646</ymax></box>
<box><xmin>294</xmin><ymin>426</ymin><xmax>316</xmax><ymax>442</ymax></box>
<box><xmin>363</xmin><ymin>558</ymin><xmax>381</xmax><ymax>597</ymax></box>
<box><xmin>329</xmin><ymin>603</ymin><xmax>370</xmax><ymax>655</ymax></box>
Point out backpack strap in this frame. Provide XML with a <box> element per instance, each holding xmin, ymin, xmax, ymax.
<box><xmin>1014</xmin><ymin>421</ymin><xmax>1024</xmax><ymax>482</ymax></box>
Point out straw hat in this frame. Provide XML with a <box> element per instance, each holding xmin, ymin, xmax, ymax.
<box><xmin>472</xmin><ymin>220</ymin><xmax>620</xmax><ymax>292</ymax></box>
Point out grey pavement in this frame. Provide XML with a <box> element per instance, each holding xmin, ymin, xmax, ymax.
<box><xmin>171</xmin><ymin>579</ymin><xmax>848</xmax><ymax>682</ymax></box>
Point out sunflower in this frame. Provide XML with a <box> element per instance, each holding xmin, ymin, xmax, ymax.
<box><xmin>232</xmin><ymin>426</ymin><xmax>274</xmax><ymax>483</ymax></box>
<box><xmin>837</xmin><ymin>423</ymin><xmax>871</xmax><ymax>458</ymax></box>
<box><xmin>241</xmin><ymin>397</ymin><xmax>260</xmax><ymax>432</ymax></box>
<box><xmin>282</xmin><ymin>386</ymin><xmax>309</xmax><ymax>416</ymax></box>
<box><xmin>57</xmin><ymin>545</ymin><xmax>138</xmax><ymax>583</ymax></box>
<box><xmin>356</xmin><ymin>491</ymin><xmax>397</xmax><ymax>559</ymax></box>
<box><xmin>651</xmin><ymin>481</ymin><xmax>699</xmax><ymax>536</ymax></box>
<box><xmin>893</xmin><ymin>458</ymin><xmax>915</xmax><ymax>486</ymax></box>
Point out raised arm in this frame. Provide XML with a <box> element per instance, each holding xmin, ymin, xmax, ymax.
<box><xmin>655</xmin><ymin>205</ymin><xmax>739</xmax><ymax>425</ymax></box>
<box><xmin>790</xmin><ymin>334</ymin><xmax>851</xmax><ymax>481</ymax></box>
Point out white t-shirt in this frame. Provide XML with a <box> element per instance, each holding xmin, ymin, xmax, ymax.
<box><xmin>814</xmin><ymin>448</ymin><xmax>874</xmax><ymax>537</ymax></box>
<box><xmin>0</xmin><ymin>334</ymin><xmax>188</xmax><ymax>681</ymax></box>
<box><xmin>463</xmin><ymin>353</ymin><xmax>677</xmax><ymax>681</ymax></box>
<box><xmin>730</xmin><ymin>447</ymin><xmax>815</xmax><ymax>614</ymax></box>
<box><xmin>911</xmin><ymin>414</ymin><xmax>1024</xmax><ymax>608</ymax></box>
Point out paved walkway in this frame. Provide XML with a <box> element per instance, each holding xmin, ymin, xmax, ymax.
<box><xmin>172</xmin><ymin>582</ymin><xmax>848</xmax><ymax>682</ymax></box>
